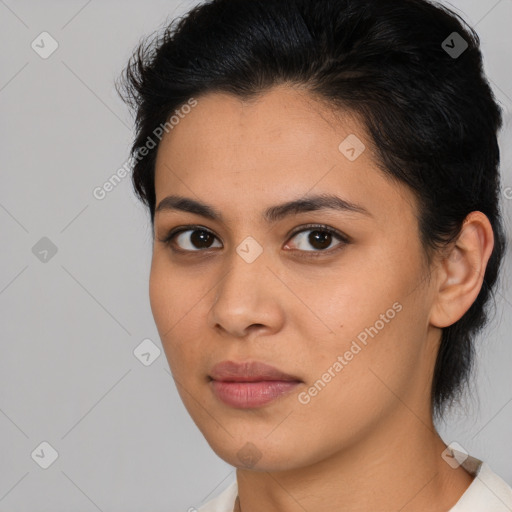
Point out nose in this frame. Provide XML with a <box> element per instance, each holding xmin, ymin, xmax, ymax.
<box><xmin>207</xmin><ymin>247</ymin><xmax>285</xmax><ymax>339</ymax></box>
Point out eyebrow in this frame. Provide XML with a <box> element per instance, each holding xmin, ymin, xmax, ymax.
<box><xmin>155</xmin><ymin>193</ymin><xmax>372</xmax><ymax>223</ymax></box>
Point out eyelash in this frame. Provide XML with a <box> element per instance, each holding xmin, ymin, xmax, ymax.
<box><xmin>158</xmin><ymin>223</ymin><xmax>350</xmax><ymax>258</ymax></box>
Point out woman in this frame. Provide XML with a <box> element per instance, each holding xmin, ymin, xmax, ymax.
<box><xmin>116</xmin><ymin>0</ymin><xmax>512</xmax><ymax>510</ymax></box>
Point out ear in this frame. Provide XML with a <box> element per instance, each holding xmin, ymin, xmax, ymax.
<box><xmin>429</xmin><ymin>211</ymin><xmax>495</xmax><ymax>329</ymax></box>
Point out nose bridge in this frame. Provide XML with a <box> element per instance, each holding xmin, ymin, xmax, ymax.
<box><xmin>216</xmin><ymin>239</ymin><xmax>268</xmax><ymax>305</ymax></box>
<box><xmin>209</xmin><ymin>238</ymin><xmax>282</xmax><ymax>335</ymax></box>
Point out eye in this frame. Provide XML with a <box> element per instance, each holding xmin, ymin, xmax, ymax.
<box><xmin>284</xmin><ymin>224</ymin><xmax>349</xmax><ymax>255</ymax></box>
<box><xmin>159</xmin><ymin>224</ymin><xmax>349</xmax><ymax>256</ymax></box>
<box><xmin>160</xmin><ymin>226</ymin><xmax>222</xmax><ymax>252</ymax></box>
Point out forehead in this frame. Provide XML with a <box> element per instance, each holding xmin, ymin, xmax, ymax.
<box><xmin>153</xmin><ymin>85</ymin><xmax>418</xmax><ymax>225</ymax></box>
<box><xmin>156</xmin><ymin>85</ymin><xmax>362</xmax><ymax>166</ymax></box>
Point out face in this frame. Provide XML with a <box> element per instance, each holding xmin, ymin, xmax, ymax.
<box><xmin>150</xmin><ymin>84</ymin><xmax>441</xmax><ymax>471</ymax></box>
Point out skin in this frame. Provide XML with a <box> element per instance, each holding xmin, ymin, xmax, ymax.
<box><xmin>149</xmin><ymin>84</ymin><xmax>494</xmax><ymax>511</ymax></box>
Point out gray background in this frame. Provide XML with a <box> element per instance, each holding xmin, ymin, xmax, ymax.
<box><xmin>0</xmin><ymin>1</ymin><xmax>511</xmax><ymax>510</ymax></box>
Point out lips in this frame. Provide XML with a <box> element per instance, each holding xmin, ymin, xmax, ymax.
<box><xmin>208</xmin><ymin>360</ymin><xmax>302</xmax><ymax>408</ymax></box>
<box><xmin>209</xmin><ymin>360</ymin><xmax>302</xmax><ymax>383</ymax></box>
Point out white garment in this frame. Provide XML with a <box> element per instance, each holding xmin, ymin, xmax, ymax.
<box><xmin>195</xmin><ymin>453</ymin><xmax>512</xmax><ymax>512</ymax></box>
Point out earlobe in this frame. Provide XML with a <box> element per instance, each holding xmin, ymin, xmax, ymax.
<box><xmin>429</xmin><ymin>211</ymin><xmax>494</xmax><ymax>329</ymax></box>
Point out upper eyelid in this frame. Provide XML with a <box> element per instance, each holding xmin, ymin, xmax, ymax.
<box><xmin>285</xmin><ymin>225</ymin><xmax>348</xmax><ymax>245</ymax></box>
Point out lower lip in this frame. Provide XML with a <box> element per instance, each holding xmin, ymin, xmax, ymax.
<box><xmin>210</xmin><ymin>380</ymin><xmax>301</xmax><ymax>408</ymax></box>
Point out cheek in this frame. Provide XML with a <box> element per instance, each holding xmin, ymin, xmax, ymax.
<box><xmin>149</xmin><ymin>254</ymin><xmax>196</xmax><ymax>330</ymax></box>
<box><xmin>296</xmin><ymin>248</ymin><xmax>428</xmax><ymax>395</ymax></box>
<box><xmin>294</xmin><ymin>244</ymin><xmax>412</xmax><ymax>342</ymax></box>
<box><xmin>290</xmin><ymin>302</ymin><xmax>426</xmax><ymax>452</ymax></box>
<box><xmin>148</xmin><ymin>258</ymin><xmax>171</xmax><ymax>332</ymax></box>
<box><xmin>148</xmin><ymin>257</ymin><xmax>209</xmax><ymax>373</ymax></box>
<box><xmin>148</xmin><ymin>259</ymin><xmax>184</xmax><ymax>359</ymax></box>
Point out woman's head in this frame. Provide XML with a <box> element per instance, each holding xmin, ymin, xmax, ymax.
<box><xmin>117</xmin><ymin>0</ymin><xmax>506</xmax><ymax>468</ymax></box>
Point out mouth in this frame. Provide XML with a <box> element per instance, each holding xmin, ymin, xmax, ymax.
<box><xmin>208</xmin><ymin>360</ymin><xmax>302</xmax><ymax>408</ymax></box>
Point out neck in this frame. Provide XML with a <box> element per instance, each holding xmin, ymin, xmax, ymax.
<box><xmin>234</xmin><ymin>409</ymin><xmax>474</xmax><ymax>512</ymax></box>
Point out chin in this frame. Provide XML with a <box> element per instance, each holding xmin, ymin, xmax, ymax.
<box><xmin>203</xmin><ymin>433</ymin><xmax>311</xmax><ymax>472</ymax></box>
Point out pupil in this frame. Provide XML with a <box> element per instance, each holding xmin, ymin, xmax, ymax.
<box><xmin>191</xmin><ymin>230</ymin><xmax>212</xmax><ymax>248</ymax></box>
<box><xmin>310</xmin><ymin>230</ymin><xmax>331</xmax><ymax>249</ymax></box>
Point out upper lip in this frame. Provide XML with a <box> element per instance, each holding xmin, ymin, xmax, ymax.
<box><xmin>209</xmin><ymin>360</ymin><xmax>302</xmax><ymax>382</ymax></box>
